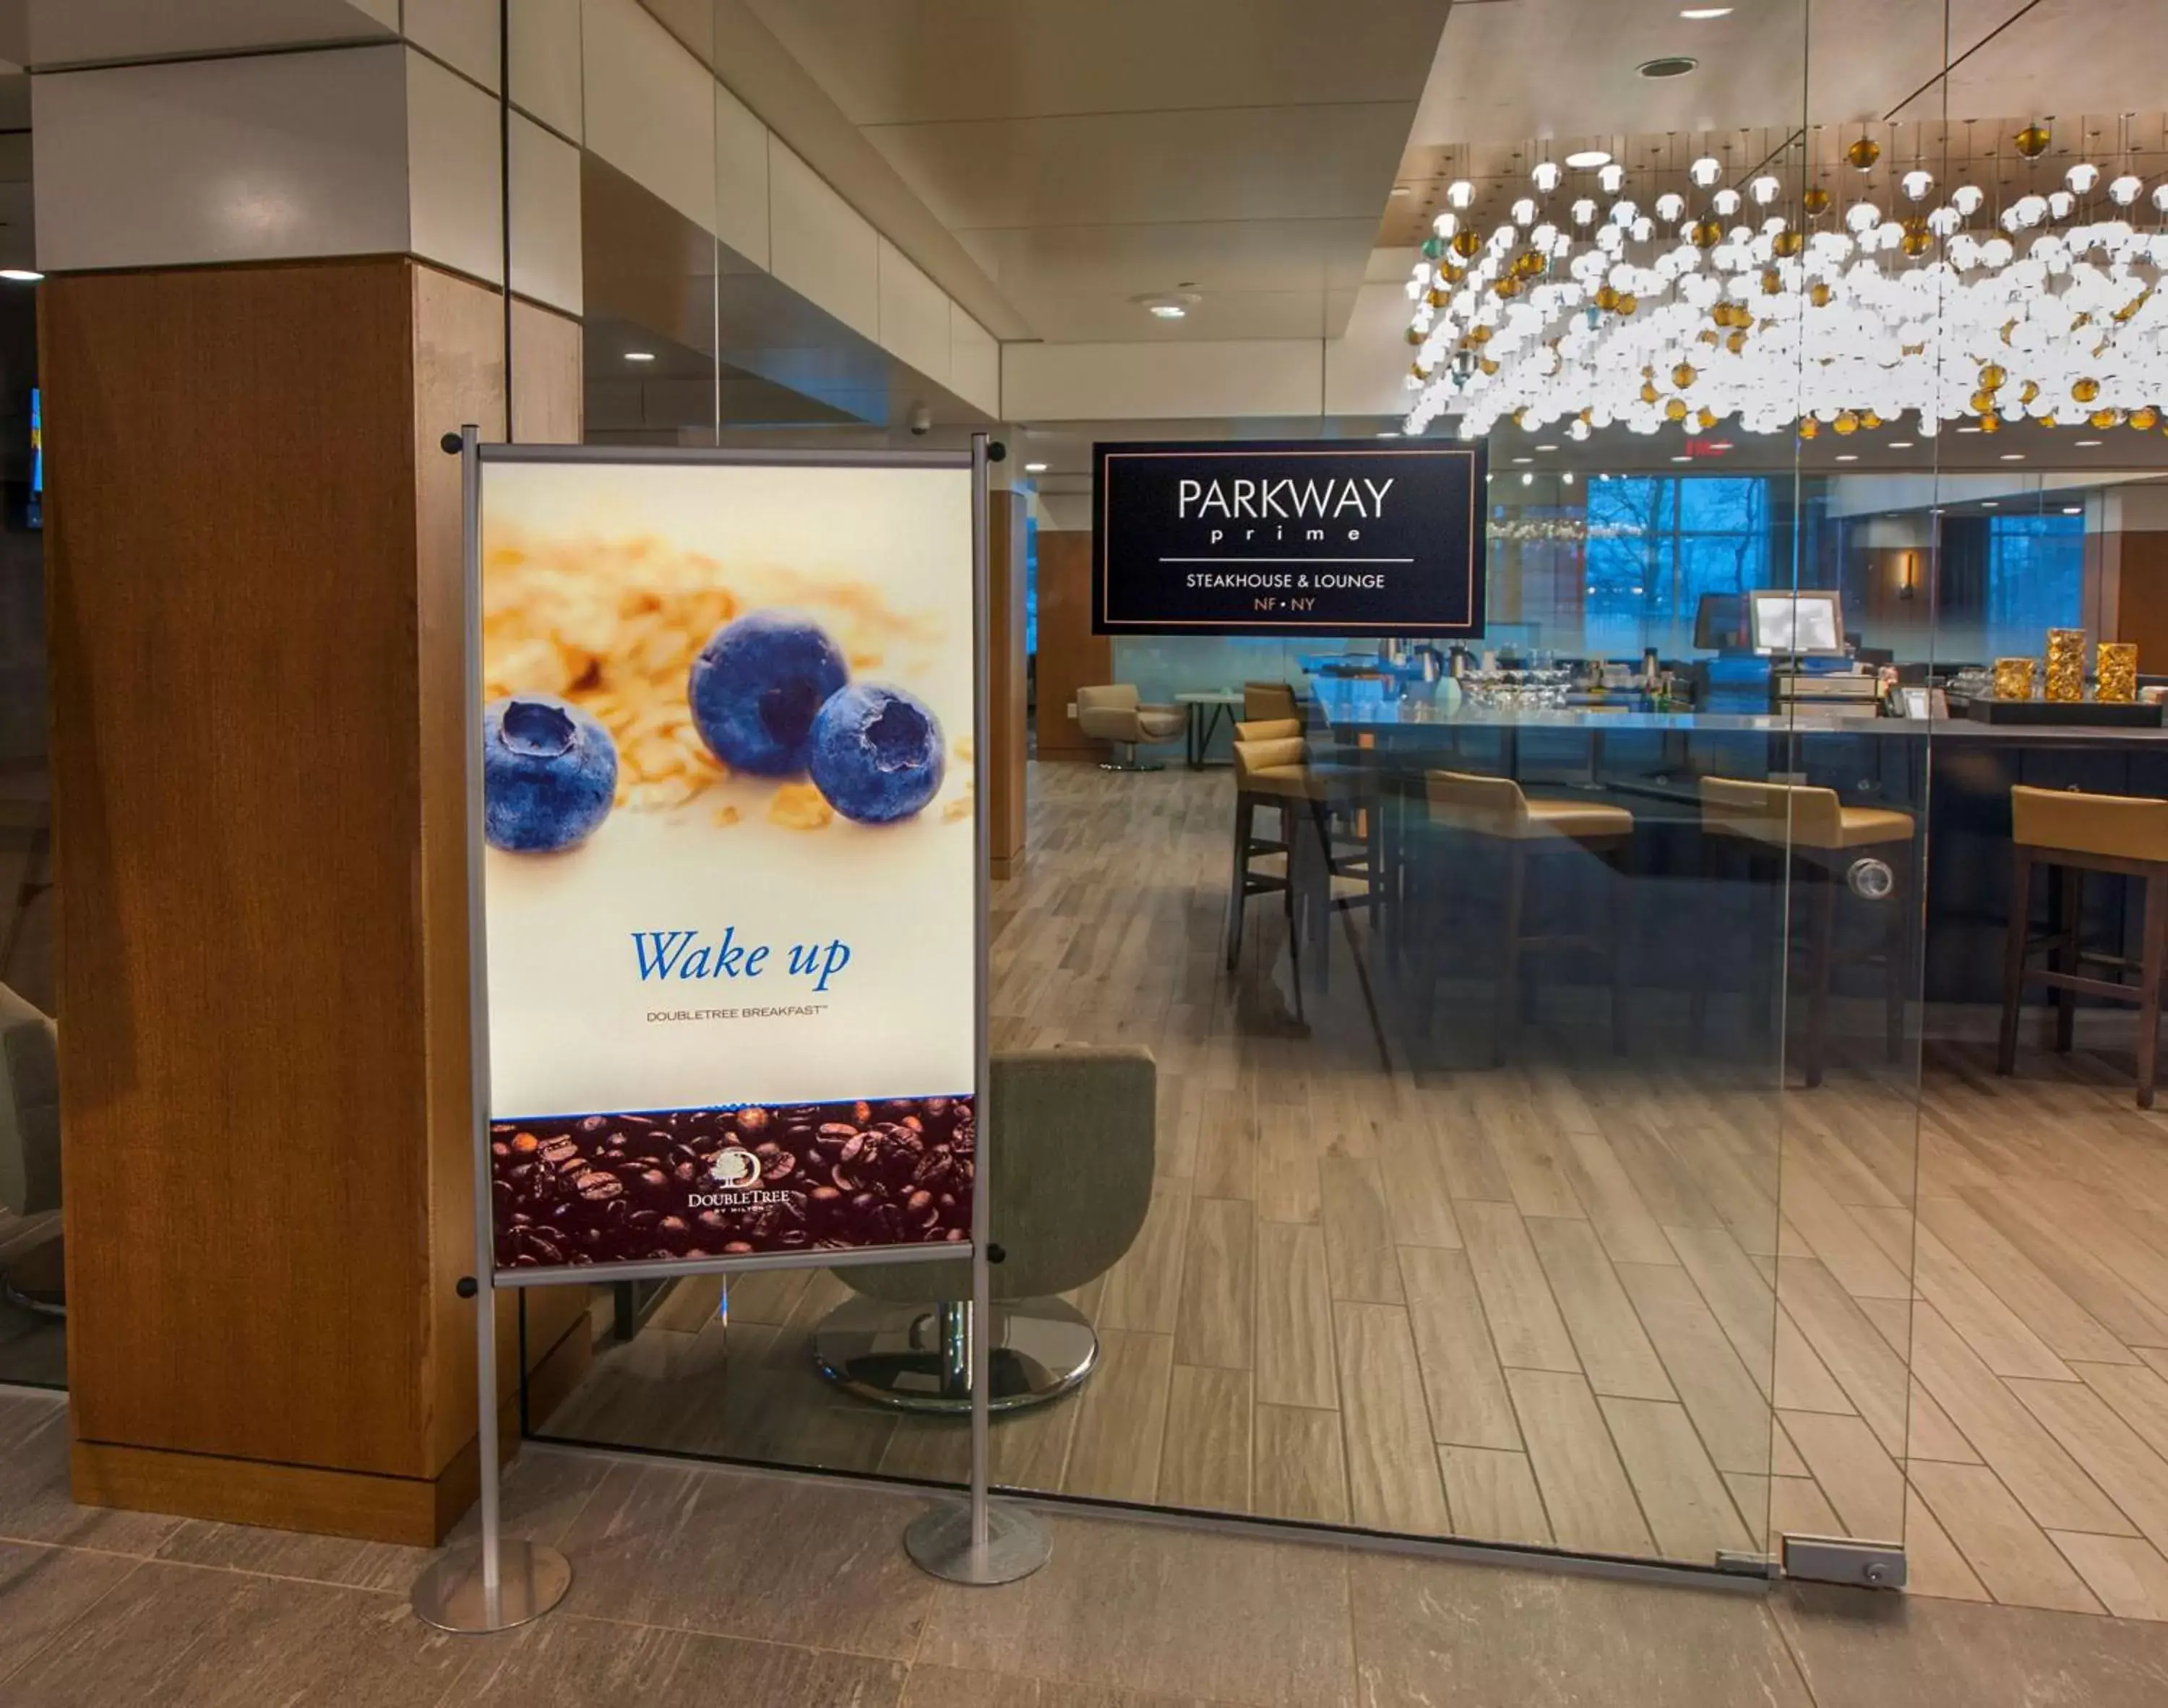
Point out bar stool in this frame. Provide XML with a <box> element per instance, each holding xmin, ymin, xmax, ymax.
<box><xmin>1424</xmin><ymin>770</ymin><xmax>1635</xmax><ymax>1064</ymax></box>
<box><xmin>1226</xmin><ymin>730</ymin><xmax>1377</xmax><ymax>976</ymax></box>
<box><xmin>1692</xmin><ymin>779</ymin><xmax>1914</xmax><ymax>1088</ymax></box>
<box><xmin>1997</xmin><ymin>784</ymin><xmax>2168</xmax><ymax>1108</ymax></box>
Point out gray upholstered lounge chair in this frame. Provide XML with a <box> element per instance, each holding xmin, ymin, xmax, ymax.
<box><xmin>0</xmin><ymin>981</ymin><xmax>61</xmax><ymax>1314</ymax></box>
<box><xmin>814</xmin><ymin>1045</ymin><xmax>1155</xmax><ymax>1412</ymax></box>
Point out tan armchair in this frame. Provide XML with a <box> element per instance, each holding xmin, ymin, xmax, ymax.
<box><xmin>1075</xmin><ymin>683</ymin><xmax>1185</xmax><ymax>772</ymax></box>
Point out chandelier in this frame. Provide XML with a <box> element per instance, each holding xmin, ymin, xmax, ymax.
<box><xmin>1399</xmin><ymin>124</ymin><xmax>2168</xmax><ymax>444</ymax></box>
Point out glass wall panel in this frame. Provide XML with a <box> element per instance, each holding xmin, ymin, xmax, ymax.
<box><xmin>0</xmin><ymin>214</ymin><xmax>56</xmax><ymax>1386</ymax></box>
<box><xmin>522</xmin><ymin>0</ymin><xmax>2168</xmax><ymax>1602</ymax></box>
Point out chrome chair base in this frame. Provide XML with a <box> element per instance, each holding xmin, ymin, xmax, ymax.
<box><xmin>1098</xmin><ymin>743</ymin><xmax>1166</xmax><ymax>772</ymax></box>
<box><xmin>813</xmin><ymin>1295</ymin><xmax>1098</xmax><ymax>1412</ymax></box>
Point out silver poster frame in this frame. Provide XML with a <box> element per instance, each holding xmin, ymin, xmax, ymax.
<box><xmin>413</xmin><ymin>430</ymin><xmax>1019</xmax><ymax>1633</ymax></box>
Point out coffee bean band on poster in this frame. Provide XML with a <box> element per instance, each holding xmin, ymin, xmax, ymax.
<box><xmin>491</xmin><ymin>1094</ymin><xmax>975</xmax><ymax>1269</ymax></box>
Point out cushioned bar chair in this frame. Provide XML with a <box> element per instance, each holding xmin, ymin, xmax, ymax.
<box><xmin>1424</xmin><ymin>770</ymin><xmax>1635</xmax><ymax>1064</ymax></box>
<box><xmin>1226</xmin><ymin>731</ymin><xmax>1377</xmax><ymax>975</ymax></box>
<box><xmin>1242</xmin><ymin>681</ymin><xmax>1299</xmax><ymax>724</ymax></box>
<box><xmin>1075</xmin><ymin>683</ymin><xmax>1186</xmax><ymax>771</ymax></box>
<box><xmin>813</xmin><ymin>1046</ymin><xmax>1155</xmax><ymax>1411</ymax></box>
<box><xmin>1692</xmin><ymin>777</ymin><xmax>1915</xmax><ymax>1088</ymax></box>
<box><xmin>1998</xmin><ymin>784</ymin><xmax>2168</xmax><ymax>1107</ymax></box>
<box><xmin>0</xmin><ymin>981</ymin><xmax>61</xmax><ymax>1314</ymax></box>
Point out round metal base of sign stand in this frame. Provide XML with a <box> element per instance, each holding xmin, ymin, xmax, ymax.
<box><xmin>905</xmin><ymin>1501</ymin><xmax>1051</xmax><ymax>1586</ymax></box>
<box><xmin>411</xmin><ymin>1540</ymin><xmax>572</xmax><ymax>1634</ymax></box>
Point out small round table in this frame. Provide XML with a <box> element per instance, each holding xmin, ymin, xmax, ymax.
<box><xmin>1175</xmin><ymin>691</ymin><xmax>1245</xmax><ymax>770</ymax></box>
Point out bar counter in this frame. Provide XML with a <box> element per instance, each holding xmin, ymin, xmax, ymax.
<box><xmin>1306</xmin><ymin>687</ymin><xmax>2168</xmax><ymax>1008</ymax></box>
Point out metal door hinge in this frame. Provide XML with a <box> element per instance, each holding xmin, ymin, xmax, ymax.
<box><xmin>1782</xmin><ymin>1535</ymin><xmax>1906</xmax><ymax>1590</ymax></box>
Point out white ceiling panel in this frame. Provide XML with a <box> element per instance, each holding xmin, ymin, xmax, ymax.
<box><xmin>716</xmin><ymin>0</ymin><xmax>1453</xmax><ymax>345</ymax></box>
<box><xmin>1893</xmin><ymin>0</ymin><xmax>2168</xmax><ymax>123</ymax></box>
<box><xmin>1019</xmin><ymin>290</ymin><xmax>1356</xmax><ymax>345</ymax></box>
<box><xmin>868</xmin><ymin>103</ymin><xmax>1421</xmax><ymax>234</ymax></box>
<box><xmin>956</xmin><ymin>218</ymin><xmax>1375</xmax><ymax>302</ymax></box>
<box><xmin>739</xmin><ymin>0</ymin><xmax>1449</xmax><ymax>124</ymax></box>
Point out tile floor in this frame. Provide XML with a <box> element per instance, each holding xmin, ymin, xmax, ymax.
<box><xmin>4</xmin><ymin>1387</ymin><xmax>2168</xmax><ymax>1707</ymax></box>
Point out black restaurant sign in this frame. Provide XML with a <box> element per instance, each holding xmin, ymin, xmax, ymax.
<box><xmin>1092</xmin><ymin>440</ymin><xmax>1487</xmax><ymax>639</ymax></box>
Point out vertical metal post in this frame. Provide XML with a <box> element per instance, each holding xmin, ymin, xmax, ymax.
<box><xmin>905</xmin><ymin>433</ymin><xmax>1050</xmax><ymax>1585</ymax></box>
<box><xmin>412</xmin><ymin>426</ymin><xmax>571</xmax><ymax>1633</ymax></box>
<box><xmin>968</xmin><ymin>431</ymin><xmax>994</xmax><ymax>1561</ymax></box>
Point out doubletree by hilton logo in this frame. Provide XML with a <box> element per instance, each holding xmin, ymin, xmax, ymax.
<box><xmin>710</xmin><ymin>1147</ymin><xmax>762</xmax><ymax>1188</ymax></box>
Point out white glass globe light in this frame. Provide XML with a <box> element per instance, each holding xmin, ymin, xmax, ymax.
<box><xmin>1690</xmin><ymin>157</ymin><xmax>1722</xmax><ymax>189</ymax></box>
<box><xmin>1532</xmin><ymin>160</ymin><xmax>1563</xmax><ymax>193</ymax></box>
<box><xmin>2067</xmin><ymin>162</ymin><xmax>2100</xmax><ymax>194</ymax></box>
<box><xmin>1750</xmin><ymin>174</ymin><xmax>1781</xmax><ymax>206</ymax></box>
<box><xmin>1448</xmin><ymin>179</ymin><xmax>1475</xmax><ymax>209</ymax></box>
<box><xmin>1952</xmin><ymin>184</ymin><xmax>1985</xmax><ymax>216</ymax></box>
<box><xmin>1901</xmin><ymin>169</ymin><xmax>1934</xmax><ymax>201</ymax></box>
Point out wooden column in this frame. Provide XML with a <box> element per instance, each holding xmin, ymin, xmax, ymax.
<box><xmin>1033</xmin><ymin>530</ymin><xmax>1111</xmax><ymax>762</ymax></box>
<box><xmin>46</xmin><ymin>258</ymin><xmax>541</xmax><ymax>1544</ymax></box>
<box><xmin>986</xmin><ymin>489</ymin><xmax>1028</xmax><ymax>878</ymax></box>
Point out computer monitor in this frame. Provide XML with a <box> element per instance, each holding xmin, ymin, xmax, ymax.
<box><xmin>1747</xmin><ymin>589</ymin><xmax>1845</xmax><ymax>657</ymax></box>
<box><xmin>1692</xmin><ymin>592</ymin><xmax>1747</xmax><ymax>652</ymax></box>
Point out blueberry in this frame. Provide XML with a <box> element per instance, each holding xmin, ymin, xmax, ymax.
<box><xmin>807</xmin><ymin>684</ymin><xmax>945</xmax><ymax>824</ymax></box>
<box><xmin>688</xmin><ymin>610</ymin><xmax>848</xmax><ymax>777</ymax></box>
<box><xmin>483</xmin><ymin>695</ymin><xmax>618</xmax><ymax>853</ymax></box>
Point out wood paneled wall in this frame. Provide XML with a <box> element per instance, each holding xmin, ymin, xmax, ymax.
<box><xmin>1033</xmin><ymin>530</ymin><xmax>1109</xmax><ymax>763</ymax></box>
<box><xmin>46</xmin><ymin>259</ymin><xmax>565</xmax><ymax>1544</ymax></box>
<box><xmin>2111</xmin><ymin>530</ymin><xmax>2168</xmax><ymax>670</ymax></box>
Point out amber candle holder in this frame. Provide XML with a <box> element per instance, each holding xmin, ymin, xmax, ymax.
<box><xmin>2098</xmin><ymin>642</ymin><xmax>2139</xmax><ymax>704</ymax></box>
<box><xmin>1992</xmin><ymin>656</ymin><xmax>2036</xmax><ymax>701</ymax></box>
<box><xmin>2045</xmin><ymin>628</ymin><xmax>2086</xmax><ymax>702</ymax></box>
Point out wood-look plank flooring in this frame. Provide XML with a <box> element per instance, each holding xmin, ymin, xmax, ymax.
<box><xmin>544</xmin><ymin>763</ymin><xmax>2168</xmax><ymax>1618</ymax></box>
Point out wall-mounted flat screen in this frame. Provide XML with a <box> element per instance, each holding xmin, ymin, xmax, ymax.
<box><xmin>1092</xmin><ymin>440</ymin><xmax>1486</xmax><ymax>638</ymax></box>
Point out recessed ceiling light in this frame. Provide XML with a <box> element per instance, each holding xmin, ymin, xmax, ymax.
<box><xmin>624</xmin><ymin>350</ymin><xmax>655</xmax><ymax>362</ymax></box>
<box><xmin>1376</xmin><ymin>431</ymin><xmax>1401</xmax><ymax>438</ymax></box>
<box><xmin>1672</xmin><ymin>454</ymin><xmax>1692</xmax><ymax>463</ymax></box>
<box><xmin>1390</xmin><ymin>185</ymin><xmax>1411</xmax><ymax>197</ymax></box>
<box><xmin>1638</xmin><ymin>56</ymin><xmax>1699</xmax><ymax>79</ymax></box>
<box><xmin>1535</xmin><ymin>443</ymin><xmax>1558</xmax><ymax>452</ymax></box>
<box><xmin>0</xmin><ymin>269</ymin><xmax>43</xmax><ymax>283</ymax></box>
<box><xmin>1565</xmin><ymin>150</ymin><xmax>1612</xmax><ymax>170</ymax></box>
<box><xmin>2075</xmin><ymin>438</ymin><xmax>2104</xmax><ymax>447</ymax></box>
<box><xmin>1521</xmin><ymin>471</ymin><xmax>1534</xmax><ymax>486</ymax></box>
<box><xmin>1982</xmin><ymin>501</ymin><xmax>2000</xmax><ymax>509</ymax></box>
<box><xmin>1023</xmin><ymin>462</ymin><xmax>1048</xmax><ymax>473</ymax></box>
<box><xmin>1706</xmin><ymin>441</ymin><xmax>1733</xmax><ymax>452</ymax></box>
<box><xmin>1956</xmin><ymin>425</ymin><xmax>1982</xmax><ymax>433</ymax></box>
<box><xmin>1836</xmin><ymin>453</ymin><xmax>1859</xmax><ymax>462</ymax></box>
<box><xmin>1136</xmin><ymin>290</ymin><xmax>1200</xmax><ymax>319</ymax></box>
<box><xmin>1513</xmin><ymin>456</ymin><xmax>1533</xmax><ymax>464</ymax></box>
<box><xmin>1888</xmin><ymin>441</ymin><xmax>1914</xmax><ymax>449</ymax></box>
<box><xmin>2063</xmin><ymin>504</ymin><xmax>2083</xmax><ymax>514</ymax></box>
<box><xmin>1148</xmin><ymin>303</ymin><xmax>1187</xmax><ymax>319</ymax></box>
<box><xmin>1679</xmin><ymin>6</ymin><xmax>1734</xmax><ymax>17</ymax></box>
<box><xmin>2000</xmin><ymin>452</ymin><xmax>2026</xmax><ymax>461</ymax></box>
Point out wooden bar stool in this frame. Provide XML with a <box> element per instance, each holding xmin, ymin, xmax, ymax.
<box><xmin>1424</xmin><ymin>770</ymin><xmax>1635</xmax><ymax>1064</ymax></box>
<box><xmin>1692</xmin><ymin>779</ymin><xmax>1914</xmax><ymax>1088</ymax></box>
<box><xmin>1998</xmin><ymin>784</ymin><xmax>2168</xmax><ymax>1108</ymax></box>
<box><xmin>1226</xmin><ymin>728</ymin><xmax>1377</xmax><ymax>977</ymax></box>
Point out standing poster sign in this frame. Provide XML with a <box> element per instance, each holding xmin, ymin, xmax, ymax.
<box><xmin>475</xmin><ymin>446</ymin><xmax>983</xmax><ymax>1280</ymax></box>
